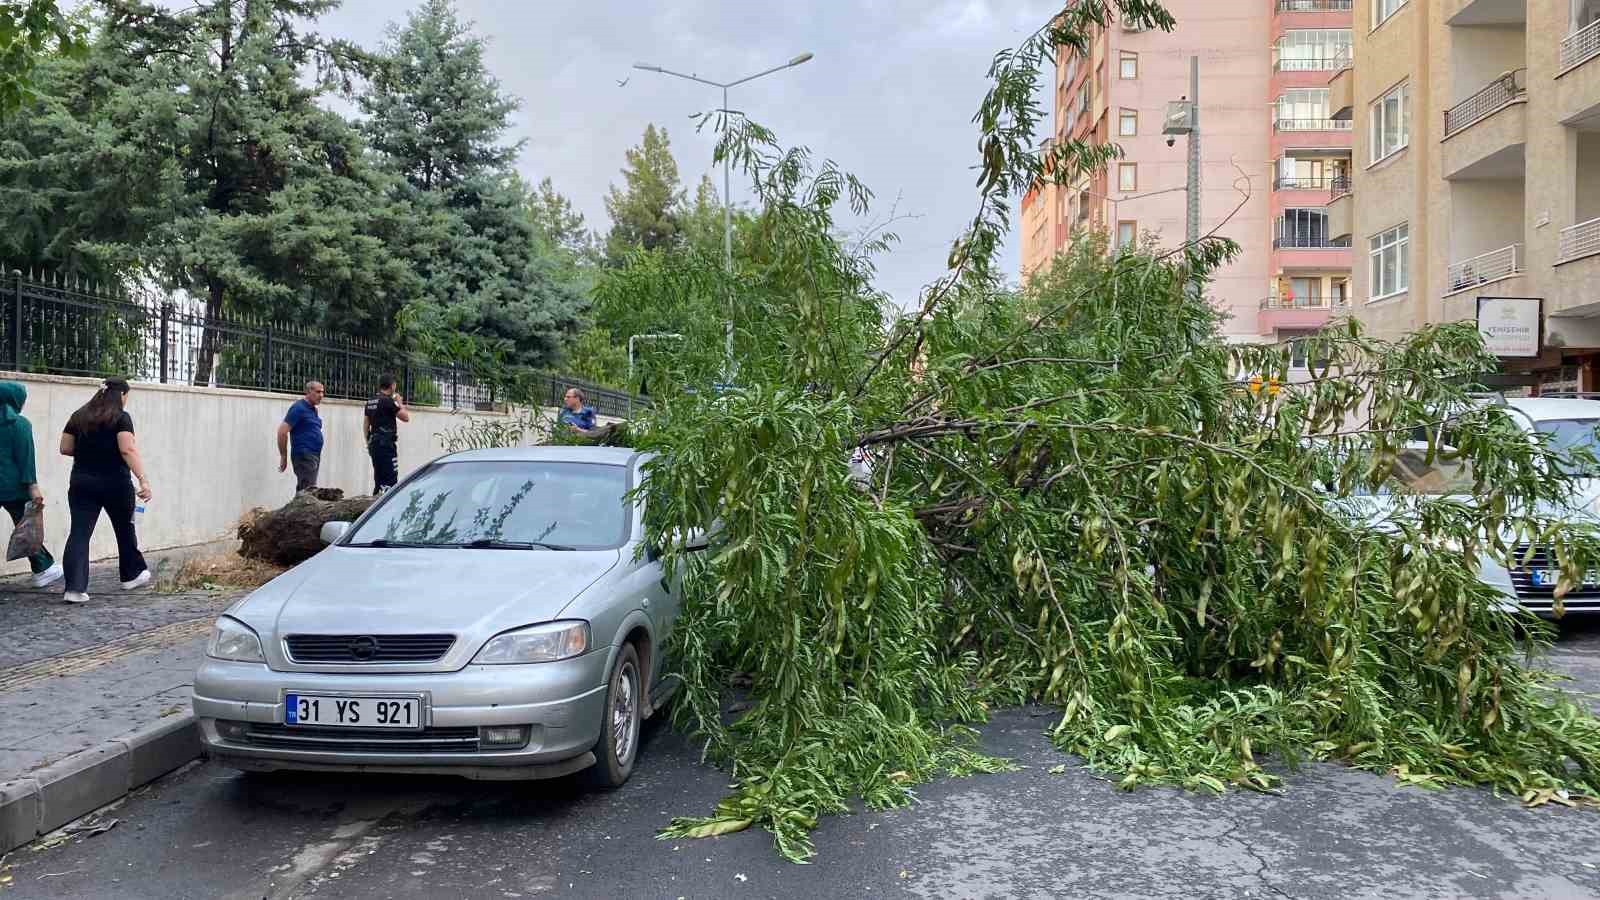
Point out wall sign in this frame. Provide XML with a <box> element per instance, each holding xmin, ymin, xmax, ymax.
<box><xmin>1477</xmin><ymin>296</ymin><xmax>1542</xmax><ymax>358</ymax></box>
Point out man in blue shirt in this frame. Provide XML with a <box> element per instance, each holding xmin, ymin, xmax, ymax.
<box><xmin>559</xmin><ymin>388</ymin><xmax>597</xmax><ymax>434</ymax></box>
<box><xmin>277</xmin><ymin>381</ymin><xmax>325</xmax><ymax>493</ymax></box>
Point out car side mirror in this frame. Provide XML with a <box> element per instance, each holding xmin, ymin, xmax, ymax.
<box><xmin>320</xmin><ymin>521</ymin><xmax>351</xmax><ymax>545</ymax></box>
<box><xmin>682</xmin><ymin>528</ymin><xmax>709</xmax><ymax>551</ymax></box>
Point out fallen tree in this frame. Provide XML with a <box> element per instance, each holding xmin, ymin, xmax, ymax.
<box><xmin>581</xmin><ymin>0</ymin><xmax>1600</xmax><ymax>864</ymax></box>
<box><xmin>238</xmin><ymin>489</ymin><xmax>376</xmax><ymax>566</ymax></box>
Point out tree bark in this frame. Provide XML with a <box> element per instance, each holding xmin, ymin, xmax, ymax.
<box><xmin>238</xmin><ymin>488</ymin><xmax>375</xmax><ymax>566</ymax></box>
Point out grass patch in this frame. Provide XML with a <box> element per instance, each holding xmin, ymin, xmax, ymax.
<box><xmin>156</xmin><ymin>553</ymin><xmax>286</xmax><ymax>593</ymax></box>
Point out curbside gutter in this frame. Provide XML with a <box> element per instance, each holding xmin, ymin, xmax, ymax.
<box><xmin>0</xmin><ymin>713</ymin><xmax>201</xmax><ymax>855</ymax></box>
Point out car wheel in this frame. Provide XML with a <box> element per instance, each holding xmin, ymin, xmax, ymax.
<box><xmin>586</xmin><ymin>643</ymin><xmax>642</xmax><ymax>789</ymax></box>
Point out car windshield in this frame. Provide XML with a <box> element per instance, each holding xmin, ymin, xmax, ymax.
<box><xmin>1534</xmin><ymin>418</ymin><xmax>1600</xmax><ymax>477</ymax></box>
<box><xmin>345</xmin><ymin>461</ymin><xmax>629</xmax><ymax>549</ymax></box>
<box><xmin>1348</xmin><ymin>447</ymin><xmax>1474</xmax><ymax>496</ymax></box>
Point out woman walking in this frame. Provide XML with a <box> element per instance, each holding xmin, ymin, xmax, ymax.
<box><xmin>0</xmin><ymin>381</ymin><xmax>63</xmax><ymax>587</ymax></box>
<box><xmin>59</xmin><ymin>378</ymin><xmax>151</xmax><ymax>604</ymax></box>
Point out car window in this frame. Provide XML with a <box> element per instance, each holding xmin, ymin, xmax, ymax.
<box><xmin>347</xmin><ymin>461</ymin><xmax>630</xmax><ymax>549</ymax></box>
<box><xmin>1533</xmin><ymin>418</ymin><xmax>1600</xmax><ymax>477</ymax></box>
<box><xmin>1387</xmin><ymin>447</ymin><xmax>1473</xmax><ymax>495</ymax></box>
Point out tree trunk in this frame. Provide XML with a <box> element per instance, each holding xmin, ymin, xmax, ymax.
<box><xmin>238</xmin><ymin>488</ymin><xmax>376</xmax><ymax>566</ymax></box>
<box><xmin>194</xmin><ymin>275</ymin><xmax>225</xmax><ymax>387</ymax></box>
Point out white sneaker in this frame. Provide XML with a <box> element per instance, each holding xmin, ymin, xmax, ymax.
<box><xmin>31</xmin><ymin>563</ymin><xmax>64</xmax><ymax>588</ymax></box>
<box><xmin>63</xmin><ymin>591</ymin><xmax>90</xmax><ymax>604</ymax></box>
<box><xmin>121</xmin><ymin>570</ymin><xmax>152</xmax><ymax>591</ymax></box>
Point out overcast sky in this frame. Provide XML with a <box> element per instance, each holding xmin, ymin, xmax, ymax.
<box><xmin>310</xmin><ymin>0</ymin><xmax>1059</xmax><ymax>307</ymax></box>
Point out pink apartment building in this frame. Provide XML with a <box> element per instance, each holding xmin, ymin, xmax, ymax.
<box><xmin>1020</xmin><ymin>0</ymin><xmax>1354</xmax><ymax>350</ymax></box>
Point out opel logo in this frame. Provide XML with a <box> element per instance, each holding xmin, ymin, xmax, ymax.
<box><xmin>349</xmin><ymin>636</ymin><xmax>379</xmax><ymax>661</ymax></box>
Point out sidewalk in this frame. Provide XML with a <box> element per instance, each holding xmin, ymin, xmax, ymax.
<box><xmin>0</xmin><ymin>543</ymin><xmax>248</xmax><ymax>853</ymax></box>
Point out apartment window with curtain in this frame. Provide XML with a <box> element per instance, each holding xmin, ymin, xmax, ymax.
<box><xmin>1275</xmin><ymin>89</ymin><xmax>1330</xmax><ymax>129</ymax></box>
<box><xmin>1370</xmin><ymin>82</ymin><xmax>1409</xmax><ymax>164</ymax></box>
<box><xmin>1275</xmin><ymin>29</ymin><xmax>1352</xmax><ymax>71</ymax></box>
<box><xmin>1120</xmin><ymin>52</ymin><xmax>1138</xmax><ymax>79</ymax></box>
<box><xmin>1374</xmin><ymin>0</ymin><xmax>1408</xmax><ymax>28</ymax></box>
<box><xmin>1278</xmin><ymin>156</ymin><xmax>1331</xmax><ymax>189</ymax></box>
<box><xmin>1369</xmin><ymin>223</ymin><xmax>1409</xmax><ymax>299</ymax></box>
<box><xmin>1118</xmin><ymin>163</ymin><xmax>1138</xmax><ymax>192</ymax></box>
<box><xmin>1278</xmin><ymin>208</ymin><xmax>1333</xmax><ymax>248</ymax></box>
<box><xmin>1078</xmin><ymin>83</ymin><xmax>1091</xmax><ymax>117</ymax></box>
<box><xmin>1117</xmin><ymin>221</ymin><xmax>1137</xmax><ymax>250</ymax></box>
<box><xmin>1119</xmin><ymin>109</ymin><xmax>1138</xmax><ymax>137</ymax></box>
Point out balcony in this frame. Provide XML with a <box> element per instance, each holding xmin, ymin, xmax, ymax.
<box><xmin>1273</xmin><ymin>118</ymin><xmax>1354</xmax><ymax>132</ymax></box>
<box><xmin>1444</xmin><ymin>70</ymin><xmax>1526</xmax><ymax>139</ymax></box>
<box><xmin>1558</xmin><ymin>217</ymin><xmax>1600</xmax><ymax>266</ymax></box>
<box><xmin>1327</xmin><ymin>178</ymin><xmax>1353</xmax><ymax>240</ymax></box>
<box><xmin>1273</xmin><ymin>175</ymin><xmax>1336</xmax><ymax>191</ymax></box>
<box><xmin>1275</xmin><ymin>0</ymin><xmax>1351</xmax><ymax>10</ymax></box>
<box><xmin>1274</xmin><ymin>57</ymin><xmax>1347</xmax><ymax>73</ymax></box>
<box><xmin>1561</xmin><ymin>19</ymin><xmax>1600</xmax><ymax>74</ymax></box>
<box><xmin>1273</xmin><ymin>236</ymin><xmax>1351</xmax><ymax>249</ymax></box>
<box><xmin>1257</xmin><ymin>295</ymin><xmax>1348</xmax><ymax>336</ymax></box>
<box><xmin>1445</xmin><ymin>244</ymin><xmax>1523</xmax><ymax>296</ymax></box>
<box><xmin>1329</xmin><ymin>52</ymin><xmax>1353</xmax><ymax>120</ymax></box>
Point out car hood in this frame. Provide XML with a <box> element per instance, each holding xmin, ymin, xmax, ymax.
<box><xmin>231</xmin><ymin>546</ymin><xmax>621</xmax><ymax>672</ymax></box>
<box><xmin>1335</xmin><ymin>481</ymin><xmax>1600</xmax><ymax>537</ymax></box>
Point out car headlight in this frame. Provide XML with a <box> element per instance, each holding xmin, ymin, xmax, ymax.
<box><xmin>206</xmin><ymin>616</ymin><xmax>265</xmax><ymax>663</ymax></box>
<box><xmin>473</xmin><ymin>621</ymin><xmax>591</xmax><ymax>665</ymax></box>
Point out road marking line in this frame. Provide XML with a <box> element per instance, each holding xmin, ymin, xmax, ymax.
<box><xmin>0</xmin><ymin>618</ymin><xmax>213</xmax><ymax>694</ymax></box>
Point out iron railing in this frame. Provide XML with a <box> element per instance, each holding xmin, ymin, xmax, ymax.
<box><xmin>1273</xmin><ymin>235</ymin><xmax>1352</xmax><ymax>249</ymax></box>
<box><xmin>1272</xmin><ymin>117</ymin><xmax>1354</xmax><ymax>132</ymax></box>
<box><xmin>1329</xmin><ymin>175</ymin><xmax>1353</xmax><ymax>201</ymax></box>
<box><xmin>1443</xmin><ymin>69</ymin><xmax>1526</xmax><ymax>138</ymax></box>
<box><xmin>1261</xmin><ymin>295</ymin><xmax>1348</xmax><ymax>310</ymax></box>
<box><xmin>1330</xmin><ymin>47</ymin><xmax>1352</xmax><ymax>71</ymax></box>
<box><xmin>1561</xmin><ymin>19</ymin><xmax>1600</xmax><ymax>72</ymax></box>
<box><xmin>0</xmin><ymin>267</ymin><xmax>641</xmax><ymax>417</ymax></box>
<box><xmin>1275</xmin><ymin>0</ymin><xmax>1353</xmax><ymax>10</ymax></box>
<box><xmin>1445</xmin><ymin>244</ymin><xmax>1523</xmax><ymax>294</ymax></box>
<box><xmin>1274</xmin><ymin>175</ymin><xmax>1335</xmax><ymax>191</ymax></box>
<box><xmin>1558</xmin><ymin>217</ymin><xmax>1600</xmax><ymax>265</ymax></box>
<box><xmin>1274</xmin><ymin>56</ymin><xmax>1349</xmax><ymax>72</ymax></box>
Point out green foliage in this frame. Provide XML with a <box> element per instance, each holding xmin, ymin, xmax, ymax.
<box><xmin>617</xmin><ymin>0</ymin><xmax>1600</xmax><ymax>865</ymax></box>
<box><xmin>0</xmin><ymin>0</ymin><xmax>85</xmax><ymax>119</ymax></box>
<box><xmin>435</xmin><ymin>407</ymin><xmax>552</xmax><ymax>453</ymax></box>
<box><xmin>604</xmin><ymin>124</ymin><xmax>685</xmax><ymax>264</ymax></box>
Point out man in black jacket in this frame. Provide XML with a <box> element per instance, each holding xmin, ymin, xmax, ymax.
<box><xmin>364</xmin><ymin>374</ymin><xmax>411</xmax><ymax>495</ymax></box>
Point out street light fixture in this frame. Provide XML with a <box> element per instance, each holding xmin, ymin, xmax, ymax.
<box><xmin>632</xmin><ymin>52</ymin><xmax>815</xmax><ymax>384</ymax></box>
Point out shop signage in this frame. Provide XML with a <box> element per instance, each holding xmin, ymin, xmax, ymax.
<box><xmin>1476</xmin><ymin>296</ymin><xmax>1542</xmax><ymax>358</ymax></box>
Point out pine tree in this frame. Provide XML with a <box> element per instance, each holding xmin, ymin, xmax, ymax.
<box><xmin>604</xmin><ymin>123</ymin><xmax>685</xmax><ymax>263</ymax></box>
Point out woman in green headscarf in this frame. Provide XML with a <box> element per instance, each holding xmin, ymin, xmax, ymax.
<box><xmin>0</xmin><ymin>381</ymin><xmax>63</xmax><ymax>587</ymax></box>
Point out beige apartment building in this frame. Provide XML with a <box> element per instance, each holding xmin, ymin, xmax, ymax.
<box><xmin>1333</xmin><ymin>0</ymin><xmax>1600</xmax><ymax>392</ymax></box>
<box><xmin>1022</xmin><ymin>0</ymin><xmax>1356</xmax><ymax>348</ymax></box>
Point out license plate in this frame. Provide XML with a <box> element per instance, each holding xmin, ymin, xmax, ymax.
<box><xmin>284</xmin><ymin>693</ymin><xmax>421</xmax><ymax>729</ymax></box>
<box><xmin>1530</xmin><ymin>569</ymin><xmax>1600</xmax><ymax>588</ymax></box>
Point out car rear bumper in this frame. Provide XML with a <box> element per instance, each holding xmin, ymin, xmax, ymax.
<box><xmin>192</xmin><ymin>651</ymin><xmax>609</xmax><ymax>779</ymax></box>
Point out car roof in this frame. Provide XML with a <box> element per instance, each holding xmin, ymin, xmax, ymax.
<box><xmin>1503</xmin><ymin>397</ymin><xmax>1600</xmax><ymax>422</ymax></box>
<box><xmin>437</xmin><ymin>446</ymin><xmax>643</xmax><ymax>466</ymax></box>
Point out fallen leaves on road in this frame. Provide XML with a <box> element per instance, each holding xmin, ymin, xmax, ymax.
<box><xmin>156</xmin><ymin>553</ymin><xmax>286</xmax><ymax>593</ymax></box>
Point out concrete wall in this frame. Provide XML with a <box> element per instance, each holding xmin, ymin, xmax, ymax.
<box><xmin>0</xmin><ymin>373</ymin><xmax>588</xmax><ymax>575</ymax></box>
<box><xmin>1449</xmin><ymin>26</ymin><xmax>1528</xmax><ymax>106</ymax></box>
<box><xmin>1579</xmin><ymin>131</ymin><xmax>1600</xmax><ymax>221</ymax></box>
<box><xmin>1449</xmin><ymin>179</ymin><xmax>1526</xmax><ymax>259</ymax></box>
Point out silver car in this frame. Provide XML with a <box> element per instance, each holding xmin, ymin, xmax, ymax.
<box><xmin>192</xmin><ymin>446</ymin><xmax>698</xmax><ymax>785</ymax></box>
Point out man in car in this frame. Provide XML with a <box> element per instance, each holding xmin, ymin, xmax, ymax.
<box><xmin>364</xmin><ymin>374</ymin><xmax>410</xmax><ymax>495</ymax></box>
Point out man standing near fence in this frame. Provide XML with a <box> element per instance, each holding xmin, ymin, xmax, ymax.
<box><xmin>364</xmin><ymin>374</ymin><xmax>409</xmax><ymax>495</ymax></box>
<box><xmin>277</xmin><ymin>381</ymin><xmax>325</xmax><ymax>493</ymax></box>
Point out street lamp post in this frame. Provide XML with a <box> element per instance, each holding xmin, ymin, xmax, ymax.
<box><xmin>632</xmin><ymin>52</ymin><xmax>815</xmax><ymax>386</ymax></box>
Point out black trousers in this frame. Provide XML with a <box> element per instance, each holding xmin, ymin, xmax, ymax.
<box><xmin>368</xmin><ymin>431</ymin><xmax>398</xmax><ymax>495</ymax></box>
<box><xmin>64</xmin><ymin>472</ymin><xmax>147</xmax><ymax>593</ymax></box>
<box><xmin>2</xmin><ymin>498</ymin><xmax>54</xmax><ymax>575</ymax></box>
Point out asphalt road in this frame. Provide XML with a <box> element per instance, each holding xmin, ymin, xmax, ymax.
<box><xmin>5</xmin><ymin>628</ymin><xmax>1600</xmax><ymax>900</ymax></box>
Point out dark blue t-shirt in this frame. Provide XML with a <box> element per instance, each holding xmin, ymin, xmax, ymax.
<box><xmin>560</xmin><ymin>406</ymin><xmax>597</xmax><ymax>431</ymax></box>
<box><xmin>284</xmin><ymin>399</ymin><xmax>323</xmax><ymax>456</ymax></box>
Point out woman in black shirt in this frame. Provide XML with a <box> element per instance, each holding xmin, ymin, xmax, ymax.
<box><xmin>58</xmin><ymin>378</ymin><xmax>152</xmax><ymax>603</ymax></box>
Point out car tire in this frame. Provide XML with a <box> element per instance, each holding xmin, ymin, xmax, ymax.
<box><xmin>585</xmin><ymin>642</ymin><xmax>642</xmax><ymax>790</ymax></box>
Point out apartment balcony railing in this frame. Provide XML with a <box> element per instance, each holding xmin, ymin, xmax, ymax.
<box><xmin>1446</xmin><ymin>244</ymin><xmax>1523</xmax><ymax>294</ymax></box>
<box><xmin>1329</xmin><ymin>175</ymin><xmax>1352</xmax><ymax>201</ymax></box>
<box><xmin>1274</xmin><ymin>175</ymin><xmax>1335</xmax><ymax>191</ymax></box>
<box><xmin>1260</xmin><ymin>295</ymin><xmax>1349</xmax><ymax>310</ymax></box>
<box><xmin>1561</xmin><ymin>19</ymin><xmax>1600</xmax><ymax>72</ymax></box>
<box><xmin>1274</xmin><ymin>56</ymin><xmax>1349</xmax><ymax>72</ymax></box>
<box><xmin>1272</xmin><ymin>236</ymin><xmax>1352</xmax><ymax>249</ymax></box>
<box><xmin>1558</xmin><ymin>217</ymin><xmax>1600</xmax><ymax>265</ymax></box>
<box><xmin>1330</xmin><ymin>47</ymin><xmax>1352</xmax><ymax>71</ymax></box>
<box><xmin>1275</xmin><ymin>0</ymin><xmax>1352</xmax><ymax>11</ymax></box>
<box><xmin>1443</xmin><ymin>69</ymin><xmax>1527</xmax><ymax>138</ymax></box>
<box><xmin>1273</xmin><ymin>117</ymin><xmax>1354</xmax><ymax>132</ymax></box>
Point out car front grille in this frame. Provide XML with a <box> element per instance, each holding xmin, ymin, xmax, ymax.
<box><xmin>1508</xmin><ymin>545</ymin><xmax>1600</xmax><ymax>612</ymax></box>
<box><xmin>284</xmin><ymin>634</ymin><xmax>455</xmax><ymax>664</ymax></box>
<box><xmin>243</xmin><ymin>723</ymin><xmax>481</xmax><ymax>754</ymax></box>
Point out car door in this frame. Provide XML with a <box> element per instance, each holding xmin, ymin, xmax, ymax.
<box><xmin>628</xmin><ymin>458</ymin><xmax>679</xmax><ymax>689</ymax></box>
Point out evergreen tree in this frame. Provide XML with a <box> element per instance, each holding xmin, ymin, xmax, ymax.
<box><xmin>359</xmin><ymin>0</ymin><xmax>581</xmax><ymax>371</ymax></box>
<box><xmin>604</xmin><ymin>123</ymin><xmax>684</xmax><ymax>263</ymax></box>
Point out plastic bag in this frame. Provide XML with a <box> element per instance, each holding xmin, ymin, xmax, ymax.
<box><xmin>6</xmin><ymin>500</ymin><xmax>44</xmax><ymax>562</ymax></box>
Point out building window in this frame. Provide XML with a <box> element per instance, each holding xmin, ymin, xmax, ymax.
<box><xmin>1120</xmin><ymin>52</ymin><xmax>1138</xmax><ymax>79</ymax></box>
<box><xmin>1118</xmin><ymin>163</ymin><xmax>1138</xmax><ymax>192</ymax></box>
<box><xmin>1576</xmin><ymin>0</ymin><xmax>1600</xmax><ymax>32</ymax></box>
<box><xmin>1275</xmin><ymin>89</ymin><xmax>1330</xmax><ymax>129</ymax></box>
<box><xmin>1275</xmin><ymin>29</ymin><xmax>1352</xmax><ymax>71</ymax></box>
<box><xmin>1370</xmin><ymin>82</ymin><xmax>1409</xmax><ymax>164</ymax></box>
<box><xmin>1278</xmin><ymin>208</ymin><xmax>1334</xmax><ymax>248</ymax></box>
<box><xmin>1117</xmin><ymin>221</ymin><xmax>1137</xmax><ymax>250</ymax></box>
<box><xmin>1374</xmin><ymin>0</ymin><xmax>1408</xmax><ymax>28</ymax></box>
<box><xmin>1078</xmin><ymin>83</ymin><xmax>1091</xmax><ymax>117</ymax></box>
<box><xmin>1119</xmin><ymin>109</ymin><xmax>1138</xmax><ymax>137</ymax></box>
<box><xmin>1369</xmin><ymin>223</ymin><xmax>1409</xmax><ymax>299</ymax></box>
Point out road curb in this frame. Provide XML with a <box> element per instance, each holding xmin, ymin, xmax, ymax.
<box><xmin>0</xmin><ymin>712</ymin><xmax>200</xmax><ymax>855</ymax></box>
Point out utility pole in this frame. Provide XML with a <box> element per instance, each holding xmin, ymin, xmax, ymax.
<box><xmin>1186</xmin><ymin>55</ymin><xmax>1200</xmax><ymax>247</ymax></box>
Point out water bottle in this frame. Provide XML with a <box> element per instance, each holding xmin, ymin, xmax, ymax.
<box><xmin>133</xmin><ymin>500</ymin><xmax>147</xmax><ymax>527</ymax></box>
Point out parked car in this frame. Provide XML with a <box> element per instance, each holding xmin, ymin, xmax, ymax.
<box><xmin>1333</xmin><ymin>396</ymin><xmax>1600</xmax><ymax>617</ymax></box>
<box><xmin>192</xmin><ymin>446</ymin><xmax>700</xmax><ymax>784</ymax></box>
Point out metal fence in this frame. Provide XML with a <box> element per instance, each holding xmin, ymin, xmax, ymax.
<box><xmin>1</xmin><ymin>267</ymin><xmax>640</xmax><ymax>417</ymax></box>
<box><xmin>1443</xmin><ymin>69</ymin><xmax>1526</xmax><ymax>138</ymax></box>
